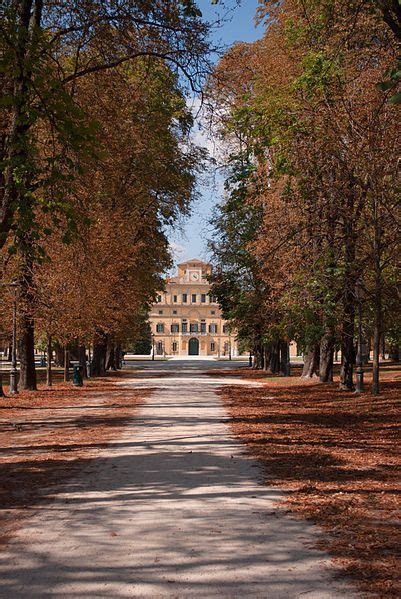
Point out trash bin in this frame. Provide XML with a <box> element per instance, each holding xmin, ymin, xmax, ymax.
<box><xmin>73</xmin><ymin>364</ymin><xmax>84</xmax><ymax>387</ymax></box>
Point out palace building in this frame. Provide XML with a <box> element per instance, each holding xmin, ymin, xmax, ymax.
<box><xmin>149</xmin><ymin>259</ymin><xmax>240</xmax><ymax>357</ymax></box>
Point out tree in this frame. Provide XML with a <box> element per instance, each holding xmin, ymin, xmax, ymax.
<box><xmin>208</xmin><ymin>0</ymin><xmax>400</xmax><ymax>394</ymax></box>
<box><xmin>1</xmin><ymin>0</ymin><xmax>211</xmax><ymax>389</ymax></box>
<box><xmin>30</xmin><ymin>58</ymin><xmax>204</xmax><ymax>378</ymax></box>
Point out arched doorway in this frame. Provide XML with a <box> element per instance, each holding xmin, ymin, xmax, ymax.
<box><xmin>188</xmin><ymin>338</ymin><xmax>199</xmax><ymax>356</ymax></box>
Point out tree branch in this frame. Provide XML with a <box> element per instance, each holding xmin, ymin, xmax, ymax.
<box><xmin>61</xmin><ymin>50</ymin><xmax>201</xmax><ymax>94</ymax></box>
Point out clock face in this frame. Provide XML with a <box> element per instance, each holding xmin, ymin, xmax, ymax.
<box><xmin>191</xmin><ymin>272</ymin><xmax>199</xmax><ymax>281</ymax></box>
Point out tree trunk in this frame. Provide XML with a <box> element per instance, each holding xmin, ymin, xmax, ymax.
<box><xmin>46</xmin><ymin>334</ymin><xmax>52</xmax><ymax>386</ymax></box>
<box><xmin>0</xmin><ymin>372</ymin><xmax>4</xmax><ymax>397</ymax></box>
<box><xmin>339</xmin><ymin>187</ymin><xmax>357</xmax><ymax>391</ymax></box>
<box><xmin>302</xmin><ymin>344</ymin><xmax>320</xmax><ymax>378</ymax></box>
<box><xmin>105</xmin><ymin>338</ymin><xmax>116</xmax><ymax>371</ymax></box>
<box><xmin>381</xmin><ymin>334</ymin><xmax>386</xmax><ymax>360</ymax></box>
<box><xmin>1</xmin><ymin>1</ymin><xmax>39</xmax><ymax>394</ymax></box>
<box><xmin>319</xmin><ymin>331</ymin><xmax>334</xmax><ymax>382</ymax></box>
<box><xmin>68</xmin><ymin>342</ymin><xmax>80</xmax><ymax>361</ymax></box>
<box><xmin>339</xmin><ymin>331</ymin><xmax>355</xmax><ymax>391</ymax></box>
<box><xmin>92</xmin><ymin>333</ymin><xmax>107</xmax><ymax>377</ymax></box>
<box><xmin>262</xmin><ymin>344</ymin><xmax>271</xmax><ymax>371</ymax></box>
<box><xmin>339</xmin><ymin>276</ymin><xmax>356</xmax><ymax>391</ymax></box>
<box><xmin>372</xmin><ymin>198</ymin><xmax>382</xmax><ymax>395</ymax></box>
<box><xmin>63</xmin><ymin>347</ymin><xmax>70</xmax><ymax>382</ymax></box>
<box><xmin>279</xmin><ymin>341</ymin><xmax>290</xmax><ymax>376</ymax></box>
<box><xmin>54</xmin><ymin>343</ymin><xmax>64</xmax><ymax>367</ymax></box>
<box><xmin>372</xmin><ymin>276</ymin><xmax>382</xmax><ymax>395</ymax></box>
<box><xmin>367</xmin><ymin>337</ymin><xmax>371</xmax><ymax>362</ymax></box>
<box><xmin>115</xmin><ymin>344</ymin><xmax>122</xmax><ymax>370</ymax></box>
<box><xmin>361</xmin><ymin>337</ymin><xmax>369</xmax><ymax>364</ymax></box>
<box><xmin>372</xmin><ymin>322</ymin><xmax>381</xmax><ymax>395</ymax></box>
<box><xmin>269</xmin><ymin>341</ymin><xmax>280</xmax><ymax>374</ymax></box>
<box><xmin>259</xmin><ymin>344</ymin><xmax>265</xmax><ymax>369</ymax></box>
<box><xmin>389</xmin><ymin>344</ymin><xmax>399</xmax><ymax>362</ymax></box>
<box><xmin>253</xmin><ymin>343</ymin><xmax>263</xmax><ymax>369</ymax></box>
<box><xmin>7</xmin><ymin>345</ymin><xmax>12</xmax><ymax>362</ymax></box>
<box><xmin>79</xmin><ymin>345</ymin><xmax>87</xmax><ymax>378</ymax></box>
<box><xmin>18</xmin><ymin>312</ymin><xmax>37</xmax><ymax>391</ymax></box>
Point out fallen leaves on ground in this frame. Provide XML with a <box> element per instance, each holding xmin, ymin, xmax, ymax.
<box><xmin>219</xmin><ymin>365</ymin><xmax>400</xmax><ymax>598</ymax></box>
<box><xmin>0</xmin><ymin>374</ymin><xmax>148</xmax><ymax>547</ymax></box>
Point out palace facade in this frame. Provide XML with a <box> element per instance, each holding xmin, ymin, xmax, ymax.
<box><xmin>149</xmin><ymin>259</ymin><xmax>241</xmax><ymax>357</ymax></box>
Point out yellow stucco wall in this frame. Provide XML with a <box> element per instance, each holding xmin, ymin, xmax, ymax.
<box><xmin>149</xmin><ymin>259</ymin><xmax>240</xmax><ymax>357</ymax></box>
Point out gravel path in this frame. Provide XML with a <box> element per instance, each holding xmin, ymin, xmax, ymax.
<box><xmin>0</xmin><ymin>361</ymin><xmax>355</xmax><ymax>597</ymax></box>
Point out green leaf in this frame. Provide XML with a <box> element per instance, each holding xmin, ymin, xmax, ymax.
<box><xmin>378</xmin><ymin>79</ymin><xmax>395</xmax><ymax>91</ymax></box>
<box><xmin>0</xmin><ymin>95</ymin><xmax>13</xmax><ymax>107</ymax></box>
<box><xmin>389</xmin><ymin>92</ymin><xmax>401</xmax><ymax>104</ymax></box>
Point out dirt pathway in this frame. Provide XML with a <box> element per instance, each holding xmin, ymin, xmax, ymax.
<box><xmin>0</xmin><ymin>362</ymin><xmax>355</xmax><ymax>597</ymax></box>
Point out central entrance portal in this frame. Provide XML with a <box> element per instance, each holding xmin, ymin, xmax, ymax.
<box><xmin>188</xmin><ymin>338</ymin><xmax>199</xmax><ymax>356</ymax></box>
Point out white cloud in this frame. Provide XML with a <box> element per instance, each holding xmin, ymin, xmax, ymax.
<box><xmin>186</xmin><ymin>95</ymin><xmax>220</xmax><ymax>160</ymax></box>
<box><xmin>169</xmin><ymin>241</ymin><xmax>186</xmax><ymax>261</ymax></box>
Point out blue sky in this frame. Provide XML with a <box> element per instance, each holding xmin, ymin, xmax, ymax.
<box><xmin>169</xmin><ymin>0</ymin><xmax>263</xmax><ymax>266</ymax></box>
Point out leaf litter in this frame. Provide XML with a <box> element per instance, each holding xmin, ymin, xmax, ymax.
<box><xmin>218</xmin><ymin>365</ymin><xmax>400</xmax><ymax>598</ymax></box>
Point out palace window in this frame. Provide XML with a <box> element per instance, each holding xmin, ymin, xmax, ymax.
<box><xmin>191</xmin><ymin>294</ymin><xmax>197</xmax><ymax>303</ymax></box>
<box><xmin>200</xmin><ymin>322</ymin><xmax>206</xmax><ymax>333</ymax></box>
<box><xmin>201</xmin><ymin>294</ymin><xmax>206</xmax><ymax>303</ymax></box>
<box><xmin>173</xmin><ymin>310</ymin><xmax>177</xmax><ymax>315</ymax></box>
<box><xmin>190</xmin><ymin>323</ymin><xmax>199</xmax><ymax>333</ymax></box>
<box><xmin>209</xmin><ymin>323</ymin><xmax>217</xmax><ymax>334</ymax></box>
<box><xmin>158</xmin><ymin>310</ymin><xmax>163</xmax><ymax>315</ymax></box>
<box><xmin>172</xmin><ymin>341</ymin><xmax>178</xmax><ymax>352</ymax></box>
<box><xmin>157</xmin><ymin>341</ymin><xmax>163</xmax><ymax>354</ymax></box>
<box><xmin>210</xmin><ymin>295</ymin><xmax>218</xmax><ymax>304</ymax></box>
<box><xmin>182</xmin><ymin>322</ymin><xmax>188</xmax><ymax>333</ymax></box>
<box><xmin>171</xmin><ymin>324</ymin><xmax>179</xmax><ymax>333</ymax></box>
<box><xmin>223</xmin><ymin>325</ymin><xmax>229</xmax><ymax>334</ymax></box>
<box><xmin>156</xmin><ymin>323</ymin><xmax>164</xmax><ymax>333</ymax></box>
<box><xmin>211</xmin><ymin>342</ymin><xmax>216</xmax><ymax>352</ymax></box>
<box><xmin>156</xmin><ymin>294</ymin><xmax>162</xmax><ymax>303</ymax></box>
<box><xmin>173</xmin><ymin>295</ymin><xmax>177</xmax><ymax>303</ymax></box>
<box><xmin>182</xmin><ymin>293</ymin><xmax>188</xmax><ymax>303</ymax></box>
